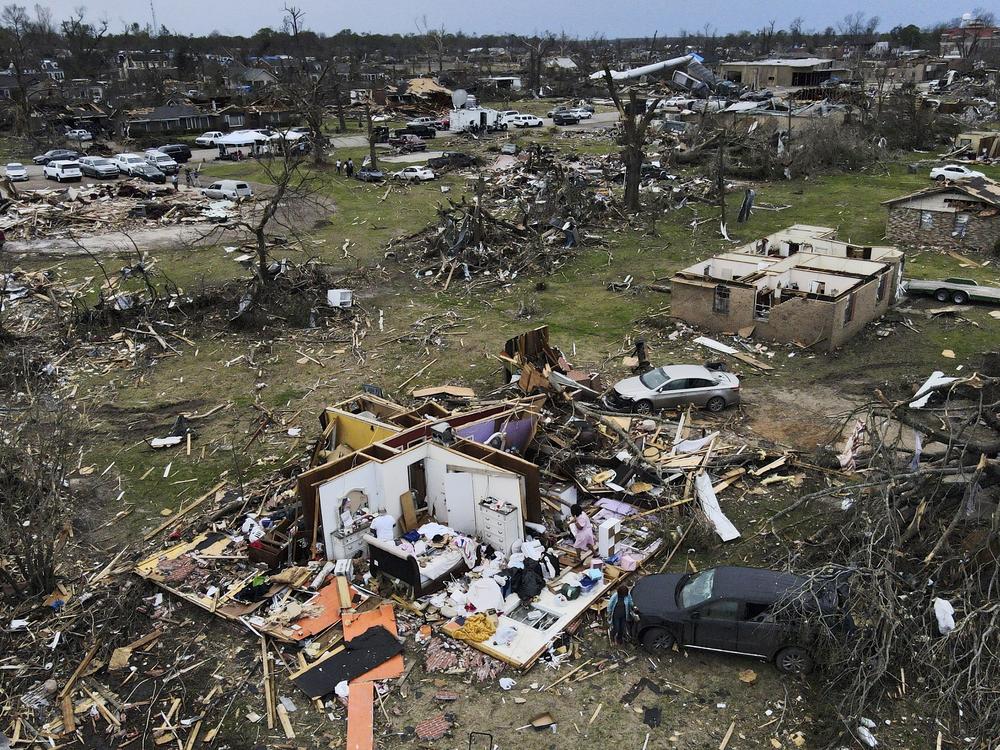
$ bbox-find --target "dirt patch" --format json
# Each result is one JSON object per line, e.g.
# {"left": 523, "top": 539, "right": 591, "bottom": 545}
{"left": 744, "top": 383, "right": 857, "bottom": 451}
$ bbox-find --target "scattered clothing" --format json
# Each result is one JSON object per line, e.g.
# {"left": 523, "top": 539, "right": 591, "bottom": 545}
{"left": 453, "top": 613, "right": 496, "bottom": 643}
{"left": 571, "top": 510, "right": 595, "bottom": 551}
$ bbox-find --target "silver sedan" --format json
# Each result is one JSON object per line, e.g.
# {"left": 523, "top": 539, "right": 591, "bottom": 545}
{"left": 607, "top": 364, "right": 741, "bottom": 414}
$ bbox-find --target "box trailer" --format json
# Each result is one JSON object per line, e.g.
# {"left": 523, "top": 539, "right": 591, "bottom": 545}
{"left": 448, "top": 107, "right": 505, "bottom": 133}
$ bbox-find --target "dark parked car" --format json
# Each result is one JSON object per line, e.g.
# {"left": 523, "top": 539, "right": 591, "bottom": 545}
{"left": 32, "top": 149, "right": 80, "bottom": 165}
{"left": 398, "top": 124, "right": 437, "bottom": 138}
{"left": 632, "top": 566, "right": 850, "bottom": 673}
{"left": 427, "top": 151, "right": 478, "bottom": 170}
{"left": 388, "top": 133, "right": 427, "bottom": 152}
{"left": 552, "top": 111, "right": 581, "bottom": 126}
{"left": 355, "top": 166, "right": 385, "bottom": 182}
{"left": 156, "top": 144, "right": 192, "bottom": 163}
{"left": 130, "top": 162, "right": 166, "bottom": 184}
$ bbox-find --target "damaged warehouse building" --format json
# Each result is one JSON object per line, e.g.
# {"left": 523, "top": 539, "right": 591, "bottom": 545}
{"left": 670, "top": 225, "right": 904, "bottom": 350}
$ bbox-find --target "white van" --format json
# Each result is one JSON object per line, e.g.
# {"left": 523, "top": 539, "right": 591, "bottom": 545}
{"left": 42, "top": 160, "right": 82, "bottom": 182}
{"left": 201, "top": 180, "right": 253, "bottom": 200}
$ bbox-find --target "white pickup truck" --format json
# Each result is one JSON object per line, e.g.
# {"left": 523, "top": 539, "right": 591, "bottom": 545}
{"left": 904, "top": 277, "right": 1000, "bottom": 305}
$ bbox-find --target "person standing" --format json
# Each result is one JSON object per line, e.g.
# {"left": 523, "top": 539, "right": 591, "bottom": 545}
{"left": 335, "top": 159, "right": 342, "bottom": 175}
{"left": 183, "top": 167, "right": 192, "bottom": 187}
{"left": 346, "top": 158, "right": 354, "bottom": 178}
{"left": 170, "top": 173, "right": 178, "bottom": 192}
{"left": 569, "top": 503, "right": 595, "bottom": 552}
{"left": 607, "top": 584, "right": 635, "bottom": 644}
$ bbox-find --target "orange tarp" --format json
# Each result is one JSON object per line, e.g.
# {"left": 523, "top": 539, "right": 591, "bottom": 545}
{"left": 291, "top": 580, "right": 354, "bottom": 640}
{"left": 345, "top": 680, "right": 374, "bottom": 750}
{"left": 342, "top": 604, "right": 404, "bottom": 681}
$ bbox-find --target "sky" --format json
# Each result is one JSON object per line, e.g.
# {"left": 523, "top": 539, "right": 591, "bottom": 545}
{"left": 39, "top": 0, "right": 975, "bottom": 38}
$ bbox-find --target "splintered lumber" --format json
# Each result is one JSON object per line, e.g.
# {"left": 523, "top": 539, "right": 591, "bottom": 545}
{"left": 59, "top": 644, "right": 99, "bottom": 699}
{"left": 143, "top": 481, "right": 226, "bottom": 540}
{"left": 261, "top": 637, "right": 275, "bottom": 730}
{"left": 719, "top": 721, "right": 736, "bottom": 749}
{"left": 542, "top": 659, "right": 592, "bottom": 691}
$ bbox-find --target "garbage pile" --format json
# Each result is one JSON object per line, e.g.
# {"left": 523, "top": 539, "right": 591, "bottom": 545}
{"left": 0, "top": 183, "right": 242, "bottom": 240}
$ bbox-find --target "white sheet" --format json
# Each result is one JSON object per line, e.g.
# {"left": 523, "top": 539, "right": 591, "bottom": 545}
{"left": 695, "top": 472, "right": 740, "bottom": 542}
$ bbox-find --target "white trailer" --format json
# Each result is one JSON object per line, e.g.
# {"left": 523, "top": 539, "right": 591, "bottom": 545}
{"left": 448, "top": 107, "right": 505, "bottom": 133}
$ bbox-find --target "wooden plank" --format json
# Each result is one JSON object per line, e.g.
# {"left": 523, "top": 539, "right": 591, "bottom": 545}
{"left": 750, "top": 456, "right": 787, "bottom": 477}
{"left": 276, "top": 704, "right": 295, "bottom": 740}
{"left": 261, "top": 637, "right": 275, "bottom": 730}
{"left": 59, "top": 644, "right": 99, "bottom": 699}
{"left": 399, "top": 491, "right": 417, "bottom": 532}
{"left": 345, "top": 680, "right": 375, "bottom": 750}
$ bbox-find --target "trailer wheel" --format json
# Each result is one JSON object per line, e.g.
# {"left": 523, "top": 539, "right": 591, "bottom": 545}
{"left": 934, "top": 289, "right": 950, "bottom": 302}
{"left": 951, "top": 290, "right": 969, "bottom": 304}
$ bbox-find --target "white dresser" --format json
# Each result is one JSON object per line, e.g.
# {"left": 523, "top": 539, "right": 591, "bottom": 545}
{"left": 330, "top": 524, "right": 369, "bottom": 560}
{"left": 475, "top": 498, "right": 523, "bottom": 554}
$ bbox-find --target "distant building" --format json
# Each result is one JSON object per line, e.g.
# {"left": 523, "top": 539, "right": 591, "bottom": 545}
{"left": 670, "top": 225, "right": 904, "bottom": 351}
{"left": 477, "top": 75, "right": 522, "bottom": 91}
{"left": 883, "top": 179, "right": 1000, "bottom": 254}
{"left": 940, "top": 16, "right": 1000, "bottom": 57}
{"left": 718, "top": 58, "right": 850, "bottom": 87}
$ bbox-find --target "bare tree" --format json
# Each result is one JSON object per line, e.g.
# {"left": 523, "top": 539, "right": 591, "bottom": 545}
{"left": 0, "top": 405, "right": 75, "bottom": 601}
{"left": 518, "top": 33, "right": 557, "bottom": 94}
{"left": 279, "top": 5, "right": 336, "bottom": 164}
{"left": 0, "top": 4, "right": 36, "bottom": 135}
{"left": 601, "top": 67, "right": 662, "bottom": 212}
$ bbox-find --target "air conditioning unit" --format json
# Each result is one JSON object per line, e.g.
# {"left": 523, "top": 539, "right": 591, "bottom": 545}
{"left": 327, "top": 289, "right": 353, "bottom": 308}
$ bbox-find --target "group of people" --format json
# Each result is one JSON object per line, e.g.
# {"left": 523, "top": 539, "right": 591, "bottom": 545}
{"left": 334, "top": 158, "right": 355, "bottom": 177}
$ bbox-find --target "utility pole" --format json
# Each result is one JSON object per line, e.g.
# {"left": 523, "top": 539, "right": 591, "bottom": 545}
{"left": 149, "top": 0, "right": 158, "bottom": 34}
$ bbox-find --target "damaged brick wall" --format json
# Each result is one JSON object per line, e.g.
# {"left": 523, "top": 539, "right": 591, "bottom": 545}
{"left": 670, "top": 280, "right": 757, "bottom": 332}
{"left": 886, "top": 206, "right": 1000, "bottom": 255}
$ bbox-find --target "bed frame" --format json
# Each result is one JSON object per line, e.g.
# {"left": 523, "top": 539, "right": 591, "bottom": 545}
{"left": 364, "top": 534, "right": 468, "bottom": 597}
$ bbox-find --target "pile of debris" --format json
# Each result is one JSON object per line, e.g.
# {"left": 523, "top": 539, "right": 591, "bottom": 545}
{"left": 0, "top": 183, "right": 242, "bottom": 241}
{"left": 394, "top": 148, "right": 616, "bottom": 287}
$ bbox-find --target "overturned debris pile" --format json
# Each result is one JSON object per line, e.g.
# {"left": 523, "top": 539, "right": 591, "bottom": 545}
{"left": 0, "top": 183, "right": 242, "bottom": 240}
{"left": 764, "top": 366, "right": 1000, "bottom": 746}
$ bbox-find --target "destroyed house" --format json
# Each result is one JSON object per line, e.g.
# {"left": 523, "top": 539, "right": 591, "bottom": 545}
{"left": 670, "top": 226, "right": 903, "bottom": 351}
{"left": 718, "top": 58, "right": 849, "bottom": 88}
{"left": 298, "top": 394, "right": 544, "bottom": 566}
{"left": 882, "top": 179, "right": 1000, "bottom": 254}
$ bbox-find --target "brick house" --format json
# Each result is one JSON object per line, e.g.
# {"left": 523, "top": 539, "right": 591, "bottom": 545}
{"left": 882, "top": 179, "right": 1000, "bottom": 255}
{"left": 670, "top": 225, "right": 904, "bottom": 352}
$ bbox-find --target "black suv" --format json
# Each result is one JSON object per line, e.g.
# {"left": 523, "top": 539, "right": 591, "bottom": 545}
{"left": 156, "top": 144, "right": 192, "bottom": 163}
{"left": 428, "top": 151, "right": 478, "bottom": 170}
{"left": 552, "top": 111, "right": 581, "bottom": 126}
{"left": 632, "top": 566, "right": 849, "bottom": 673}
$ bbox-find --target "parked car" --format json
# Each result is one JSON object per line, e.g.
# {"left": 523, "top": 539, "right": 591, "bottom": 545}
{"left": 371, "top": 113, "right": 391, "bottom": 123}
{"left": 130, "top": 162, "right": 166, "bottom": 184}
{"left": 500, "top": 143, "right": 519, "bottom": 156}
{"left": 552, "top": 111, "right": 581, "bottom": 126}
{"left": 42, "top": 160, "right": 82, "bottom": 182}
{"left": 607, "top": 364, "right": 740, "bottom": 414}
{"left": 631, "top": 566, "right": 851, "bottom": 673}
{"left": 145, "top": 150, "right": 179, "bottom": 175}
{"left": 547, "top": 105, "right": 571, "bottom": 117}
{"left": 406, "top": 116, "right": 437, "bottom": 128}
{"left": 355, "top": 166, "right": 385, "bottom": 182}
{"left": 201, "top": 180, "right": 253, "bottom": 199}
{"left": 195, "top": 131, "right": 224, "bottom": 147}
{"left": 904, "top": 277, "right": 1000, "bottom": 305}
{"left": 156, "top": 144, "right": 192, "bottom": 163}
{"left": 388, "top": 133, "right": 427, "bottom": 152}
{"left": 427, "top": 151, "right": 478, "bottom": 170}
{"left": 3, "top": 162, "right": 28, "bottom": 181}
{"left": 930, "top": 164, "right": 985, "bottom": 182}
{"left": 399, "top": 124, "right": 437, "bottom": 138}
{"left": 432, "top": 117, "right": 450, "bottom": 130}
{"left": 78, "top": 156, "right": 120, "bottom": 178}
{"left": 568, "top": 107, "right": 593, "bottom": 119}
{"left": 510, "top": 114, "right": 544, "bottom": 128}
{"left": 393, "top": 166, "right": 436, "bottom": 182}
{"left": 114, "top": 153, "right": 147, "bottom": 176}
{"left": 66, "top": 128, "right": 93, "bottom": 141}
{"left": 32, "top": 149, "right": 80, "bottom": 165}
{"left": 498, "top": 110, "right": 519, "bottom": 122}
